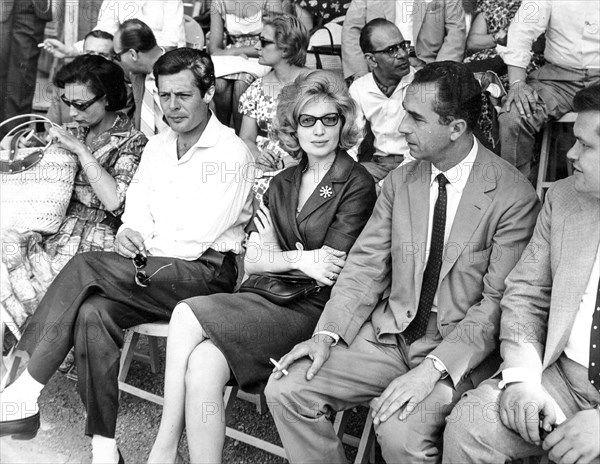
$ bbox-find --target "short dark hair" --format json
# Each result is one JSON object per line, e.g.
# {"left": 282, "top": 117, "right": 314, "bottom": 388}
{"left": 410, "top": 61, "right": 482, "bottom": 131}
{"left": 573, "top": 84, "right": 600, "bottom": 113}
{"left": 117, "top": 19, "right": 157, "bottom": 53}
{"left": 153, "top": 48, "right": 215, "bottom": 97}
{"left": 264, "top": 15, "right": 309, "bottom": 67}
{"left": 84, "top": 29, "right": 113, "bottom": 42}
{"left": 359, "top": 18, "right": 395, "bottom": 53}
{"left": 54, "top": 54, "right": 127, "bottom": 111}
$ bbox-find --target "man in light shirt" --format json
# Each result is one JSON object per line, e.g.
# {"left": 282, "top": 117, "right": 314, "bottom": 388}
{"left": 341, "top": 0, "right": 466, "bottom": 83}
{"left": 498, "top": 0, "right": 600, "bottom": 177}
{"left": 348, "top": 19, "right": 415, "bottom": 183}
{"left": 113, "top": 19, "right": 168, "bottom": 136}
{"left": 0, "top": 49, "right": 254, "bottom": 464}
{"left": 265, "top": 62, "right": 539, "bottom": 464}
{"left": 444, "top": 84, "right": 600, "bottom": 464}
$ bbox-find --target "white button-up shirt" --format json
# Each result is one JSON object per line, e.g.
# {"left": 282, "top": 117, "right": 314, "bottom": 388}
{"left": 119, "top": 114, "right": 255, "bottom": 260}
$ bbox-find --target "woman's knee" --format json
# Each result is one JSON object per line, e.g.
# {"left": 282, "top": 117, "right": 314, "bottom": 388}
{"left": 184, "top": 342, "right": 230, "bottom": 389}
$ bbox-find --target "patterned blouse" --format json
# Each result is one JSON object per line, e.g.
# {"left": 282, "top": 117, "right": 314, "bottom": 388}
{"left": 295, "top": 0, "right": 351, "bottom": 24}
{"left": 70, "top": 113, "right": 146, "bottom": 216}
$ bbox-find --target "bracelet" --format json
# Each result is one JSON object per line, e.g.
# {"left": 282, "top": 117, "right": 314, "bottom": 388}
{"left": 510, "top": 79, "right": 524, "bottom": 87}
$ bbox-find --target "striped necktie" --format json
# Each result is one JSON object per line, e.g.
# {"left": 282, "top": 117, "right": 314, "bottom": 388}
{"left": 140, "top": 75, "right": 166, "bottom": 137}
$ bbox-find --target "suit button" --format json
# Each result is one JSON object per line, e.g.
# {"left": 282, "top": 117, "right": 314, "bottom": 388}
{"left": 407, "top": 311, "right": 413, "bottom": 318}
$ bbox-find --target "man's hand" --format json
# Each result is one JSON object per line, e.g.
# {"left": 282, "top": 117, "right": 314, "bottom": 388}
{"left": 503, "top": 81, "right": 540, "bottom": 119}
{"left": 114, "top": 228, "right": 146, "bottom": 258}
{"left": 370, "top": 358, "right": 441, "bottom": 425}
{"left": 271, "top": 335, "right": 335, "bottom": 381}
{"left": 543, "top": 409, "right": 600, "bottom": 464}
{"left": 499, "top": 382, "right": 556, "bottom": 446}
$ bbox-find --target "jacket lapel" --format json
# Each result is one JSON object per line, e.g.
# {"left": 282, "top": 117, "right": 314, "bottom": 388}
{"left": 438, "top": 149, "right": 494, "bottom": 282}
{"left": 295, "top": 152, "right": 353, "bottom": 224}
{"left": 544, "top": 195, "right": 600, "bottom": 365}
{"left": 412, "top": 0, "right": 427, "bottom": 41}
{"left": 407, "top": 161, "right": 432, "bottom": 299}
{"left": 282, "top": 161, "right": 305, "bottom": 244}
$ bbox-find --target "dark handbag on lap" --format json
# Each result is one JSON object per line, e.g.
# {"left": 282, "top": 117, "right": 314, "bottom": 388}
{"left": 239, "top": 272, "right": 321, "bottom": 305}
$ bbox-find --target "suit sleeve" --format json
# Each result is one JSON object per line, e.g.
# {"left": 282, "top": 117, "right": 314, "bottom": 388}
{"left": 434, "top": 0, "right": 467, "bottom": 62}
{"left": 430, "top": 184, "right": 541, "bottom": 387}
{"left": 315, "top": 170, "right": 395, "bottom": 344}
{"left": 497, "top": 186, "right": 555, "bottom": 381}
{"left": 341, "top": 0, "right": 369, "bottom": 80}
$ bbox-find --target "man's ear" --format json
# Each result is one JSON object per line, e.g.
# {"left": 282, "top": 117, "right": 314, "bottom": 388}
{"left": 203, "top": 85, "right": 216, "bottom": 104}
{"left": 449, "top": 118, "right": 468, "bottom": 142}
{"left": 365, "top": 53, "right": 378, "bottom": 70}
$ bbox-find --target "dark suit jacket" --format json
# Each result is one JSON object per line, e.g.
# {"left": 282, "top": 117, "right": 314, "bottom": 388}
{"left": 315, "top": 142, "right": 540, "bottom": 388}
{"left": 499, "top": 177, "right": 600, "bottom": 378}
{"left": 1, "top": 0, "right": 52, "bottom": 22}
{"left": 341, "top": 0, "right": 466, "bottom": 79}
{"left": 263, "top": 151, "right": 377, "bottom": 255}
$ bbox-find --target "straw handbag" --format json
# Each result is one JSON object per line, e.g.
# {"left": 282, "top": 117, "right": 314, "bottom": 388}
{"left": 0, "top": 115, "right": 78, "bottom": 234}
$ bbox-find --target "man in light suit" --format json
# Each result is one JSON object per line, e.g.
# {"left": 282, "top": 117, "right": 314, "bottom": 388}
{"left": 265, "top": 62, "right": 540, "bottom": 464}
{"left": 341, "top": 0, "right": 466, "bottom": 82}
{"left": 444, "top": 84, "right": 600, "bottom": 464}
{"left": 0, "top": 0, "right": 53, "bottom": 138}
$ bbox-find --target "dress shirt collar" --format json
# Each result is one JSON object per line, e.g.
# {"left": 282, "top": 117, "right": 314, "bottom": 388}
{"left": 163, "top": 111, "right": 222, "bottom": 154}
{"left": 368, "top": 68, "right": 415, "bottom": 97}
{"left": 430, "top": 136, "right": 478, "bottom": 193}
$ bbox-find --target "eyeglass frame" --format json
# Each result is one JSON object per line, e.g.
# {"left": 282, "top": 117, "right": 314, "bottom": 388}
{"left": 368, "top": 40, "right": 411, "bottom": 58}
{"left": 112, "top": 48, "right": 136, "bottom": 62}
{"left": 132, "top": 253, "right": 150, "bottom": 287}
{"left": 298, "top": 113, "right": 342, "bottom": 128}
{"left": 60, "top": 93, "right": 105, "bottom": 112}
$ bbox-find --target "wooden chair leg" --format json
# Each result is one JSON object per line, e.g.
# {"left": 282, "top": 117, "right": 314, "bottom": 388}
{"left": 147, "top": 336, "right": 160, "bottom": 374}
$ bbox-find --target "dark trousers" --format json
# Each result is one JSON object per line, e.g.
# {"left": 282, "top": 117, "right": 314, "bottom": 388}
{"left": 15, "top": 249, "right": 237, "bottom": 438}
{"left": 0, "top": 1, "right": 47, "bottom": 138}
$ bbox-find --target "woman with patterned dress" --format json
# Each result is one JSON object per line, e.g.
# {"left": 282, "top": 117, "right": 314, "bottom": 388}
{"left": 148, "top": 70, "right": 377, "bottom": 464}
{"left": 288, "top": 0, "right": 351, "bottom": 31}
{"left": 464, "top": 0, "right": 545, "bottom": 152}
{"left": 238, "top": 15, "right": 310, "bottom": 202}
{"left": 208, "top": 0, "right": 285, "bottom": 133}
{"left": 1, "top": 55, "right": 146, "bottom": 353}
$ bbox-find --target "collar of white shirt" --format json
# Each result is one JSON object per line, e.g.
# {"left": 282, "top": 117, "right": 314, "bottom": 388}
{"left": 162, "top": 110, "right": 223, "bottom": 155}
{"left": 430, "top": 136, "right": 478, "bottom": 193}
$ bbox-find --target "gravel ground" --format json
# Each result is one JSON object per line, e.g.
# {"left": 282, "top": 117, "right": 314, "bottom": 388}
{"left": 1, "top": 337, "right": 381, "bottom": 464}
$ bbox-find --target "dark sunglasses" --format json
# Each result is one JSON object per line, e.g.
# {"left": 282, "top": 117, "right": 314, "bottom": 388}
{"left": 298, "top": 113, "right": 341, "bottom": 128}
{"left": 60, "top": 93, "right": 104, "bottom": 112}
{"left": 113, "top": 48, "right": 135, "bottom": 62}
{"left": 259, "top": 37, "right": 276, "bottom": 48}
{"left": 369, "top": 40, "right": 411, "bottom": 58}
{"left": 131, "top": 254, "right": 172, "bottom": 287}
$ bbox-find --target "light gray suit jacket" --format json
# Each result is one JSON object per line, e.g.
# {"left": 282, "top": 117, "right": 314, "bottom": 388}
{"left": 316, "top": 142, "right": 540, "bottom": 388}
{"left": 341, "top": 0, "right": 466, "bottom": 79}
{"left": 499, "top": 177, "right": 600, "bottom": 378}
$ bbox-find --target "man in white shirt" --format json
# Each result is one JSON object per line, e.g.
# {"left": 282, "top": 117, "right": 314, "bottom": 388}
{"left": 348, "top": 19, "right": 415, "bottom": 183}
{"left": 444, "top": 84, "right": 600, "bottom": 464}
{"left": 265, "top": 62, "right": 540, "bottom": 464}
{"left": 498, "top": 0, "right": 600, "bottom": 177}
{"left": 113, "top": 18, "right": 169, "bottom": 137}
{"left": 0, "top": 49, "right": 254, "bottom": 464}
{"left": 341, "top": 0, "right": 466, "bottom": 83}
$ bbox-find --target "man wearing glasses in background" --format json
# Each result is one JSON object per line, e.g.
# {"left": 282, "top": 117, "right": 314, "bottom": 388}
{"left": 0, "top": 49, "right": 254, "bottom": 464}
{"left": 348, "top": 19, "right": 415, "bottom": 184}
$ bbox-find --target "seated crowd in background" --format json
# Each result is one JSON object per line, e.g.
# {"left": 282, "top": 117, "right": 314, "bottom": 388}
{"left": 1, "top": 0, "right": 599, "bottom": 463}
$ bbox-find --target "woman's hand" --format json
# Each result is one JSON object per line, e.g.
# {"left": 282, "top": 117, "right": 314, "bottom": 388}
{"left": 254, "top": 205, "right": 281, "bottom": 250}
{"left": 256, "top": 147, "right": 282, "bottom": 171}
{"left": 48, "top": 126, "right": 86, "bottom": 156}
{"left": 299, "top": 246, "right": 347, "bottom": 286}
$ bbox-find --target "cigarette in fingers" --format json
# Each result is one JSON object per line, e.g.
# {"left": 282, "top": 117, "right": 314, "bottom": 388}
{"left": 38, "top": 43, "right": 46, "bottom": 48}
{"left": 269, "top": 358, "right": 288, "bottom": 376}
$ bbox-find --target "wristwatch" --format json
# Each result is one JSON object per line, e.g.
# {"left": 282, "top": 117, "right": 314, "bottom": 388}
{"left": 426, "top": 355, "right": 449, "bottom": 379}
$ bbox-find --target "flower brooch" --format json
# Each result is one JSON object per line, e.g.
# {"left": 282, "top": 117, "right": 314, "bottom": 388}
{"left": 319, "top": 185, "right": 333, "bottom": 199}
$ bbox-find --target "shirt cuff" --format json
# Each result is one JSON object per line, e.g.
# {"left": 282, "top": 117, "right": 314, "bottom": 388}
{"left": 425, "top": 355, "right": 449, "bottom": 379}
{"left": 498, "top": 368, "right": 542, "bottom": 389}
{"left": 313, "top": 330, "right": 340, "bottom": 347}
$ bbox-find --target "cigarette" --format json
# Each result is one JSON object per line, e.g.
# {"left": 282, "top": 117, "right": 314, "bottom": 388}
{"left": 269, "top": 358, "right": 288, "bottom": 376}
{"left": 38, "top": 43, "right": 45, "bottom": 48}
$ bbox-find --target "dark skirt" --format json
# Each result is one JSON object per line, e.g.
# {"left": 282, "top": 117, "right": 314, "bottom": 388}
{"left": 184, "top": 287, "right": 330, "bottom": 393}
